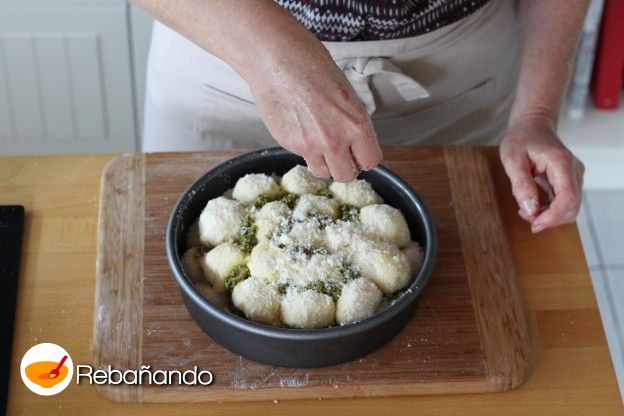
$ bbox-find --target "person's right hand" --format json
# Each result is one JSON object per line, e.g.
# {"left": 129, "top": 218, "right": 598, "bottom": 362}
{"left": 243, "top": 36, "right": 382, "bottom": 182}
{"left": 133, "top": 0, "right": 380, "bottom": 181}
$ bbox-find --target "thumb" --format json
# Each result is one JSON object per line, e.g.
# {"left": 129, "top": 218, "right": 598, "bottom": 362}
{"left": 502, "top": 153, "right": 540, "bottom": 219}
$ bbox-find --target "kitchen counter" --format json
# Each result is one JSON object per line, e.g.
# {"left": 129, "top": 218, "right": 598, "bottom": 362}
{"left": 1, "top": 149, "right": 622, "bottom": 415}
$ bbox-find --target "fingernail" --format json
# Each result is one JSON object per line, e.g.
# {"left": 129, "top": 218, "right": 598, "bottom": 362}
{"left": 522, "top": 198, "right": 538, "bottom": 216}
{"left": 532, "top": 223, "right": 544, "bottom": 233}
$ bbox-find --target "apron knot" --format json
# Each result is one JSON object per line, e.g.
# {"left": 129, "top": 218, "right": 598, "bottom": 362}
{"left": 336, "top": 56, "right": 429, "bottom": 114}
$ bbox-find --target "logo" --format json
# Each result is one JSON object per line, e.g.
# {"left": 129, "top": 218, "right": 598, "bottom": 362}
{"left": 20, "top": 343, "right": 73, "bottom": 396}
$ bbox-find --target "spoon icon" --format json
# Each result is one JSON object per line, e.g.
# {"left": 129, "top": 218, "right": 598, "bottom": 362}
{"left": 38, "top": 355, "right": 68, "bottom": 380}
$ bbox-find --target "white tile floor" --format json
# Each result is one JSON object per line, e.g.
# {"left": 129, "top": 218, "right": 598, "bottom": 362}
{"left": 577, "top": 192, "right": 624, "bottom": 403}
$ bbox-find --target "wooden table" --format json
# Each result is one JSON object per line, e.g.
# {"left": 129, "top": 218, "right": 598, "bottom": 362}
{"left": 2, "top": 149, "right": 622, "bottom": 415}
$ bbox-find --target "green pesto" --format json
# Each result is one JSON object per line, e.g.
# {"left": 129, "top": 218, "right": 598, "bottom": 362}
{"left": 338, "top": 204, "right": 359, "bottom": 222}
{"left": 295, "top": 244, "right": 329, "bottom": 257}
{"left": 249, "top": 193, "right": 272, "bottom": 208}
{"left": 306, "top": 212, "right": 333, "bottom": 229}
{"left": 278, "top": 191, "right": 300, "bottom": 209}
{"left": 224, "top": 264, "right": 251, "bottom": 292}
{"left": 304, "top": 280, "right": 342, "bottom": 302}
{"left": 268, "top": 218, "right": 294, "bottom": 241}
{"left": 339, "top": 262, "right": 360, "bottom": 280}
{"left": 238, "top": 213, "right": 258, "bottom": 252}
{"left": 315, "top": 188, "right": 333, "bottom": 198}
{"left": 277, "top": 283, "right": 289, "bottom": 295}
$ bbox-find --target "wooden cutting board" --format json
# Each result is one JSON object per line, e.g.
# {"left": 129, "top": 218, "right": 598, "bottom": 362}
{"left": 93, "top": 146, "right": 530, "bottom": 403}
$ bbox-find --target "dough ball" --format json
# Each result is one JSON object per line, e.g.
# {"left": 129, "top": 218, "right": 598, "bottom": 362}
{"left": 281, "top": 165, "right": 328, "bottom": 195}
{"left": 336, "top": 278, "right": 382, "bottom": 325}
{"left": 280, "top": 289, "right": 336, "bottom": 328}
{"left": 201, "top": 242, "right": 247, "bottom": 293}
{"left": 254, "top": 201, "right": 291, "bottom": 241}
{"left": 232, "top": 173, "right": 280, "bottom": 204}
{"left": 247, "top": 241, "right": 282, "bottom": 282}
{"left": 273, "top": 218, "right": 326, "bottom": 247}
{"left": 180, "top": 247, "right": 205, "bottom": 283}
{"left": 232, "top": 278, "right": 281, "bottom": 325}
{"left": 276, "top": 252, "right": 345, "bottom": 288}
{"left": 402, "top": 240, "right": 423, "bottom": 273}
{"left": 198, "top": 197, "right": 245, "bottom": 246}
{"left": 194, "top": 281, "right": 229, "bottom": 309}
{"left": 329, "top": 179, "right": 382, "bottom": 208}
{"left": 292, "top": 194, "right": 339, "bottom": 221}
{"left": 359, "top": 204, "right": 411, "bottom": 248}
{"left": 185, "top": 220, "right": 202, "bottom": 248}
{"left": 324, "top": 221, "right": 365, "bottom": 251}
{"left": 351, "top": 240, "right": 411, "bottom": 294}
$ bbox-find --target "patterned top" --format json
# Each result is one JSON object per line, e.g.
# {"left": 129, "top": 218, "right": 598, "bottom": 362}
{"left": 275, "top": 0, "right": 492, "bottom": 41}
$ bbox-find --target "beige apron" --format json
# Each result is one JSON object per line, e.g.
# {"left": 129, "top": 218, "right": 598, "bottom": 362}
{"left": 142, "top": 0, "right": 519, "bottom": 152}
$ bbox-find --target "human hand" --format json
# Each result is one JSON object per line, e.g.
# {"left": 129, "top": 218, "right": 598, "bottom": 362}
{"left": 244, "top": 38, "right": 382, "bottom": 182}
{"left": 500, "top": 113, "right": 584, "bottom": 233}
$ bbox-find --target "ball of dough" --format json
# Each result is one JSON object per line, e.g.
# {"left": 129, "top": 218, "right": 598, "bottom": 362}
{"left": 273, "top": 218, "right": 326, "bottom": 247}
{"left": 180, "top": 247, "right": 205, "bottom": 283}
{"left": 198, "top": 197, "right": 245, "bottom": 246}
{"left": 201, "top": 242, "right": 247, "bottom": 292}
{"left": 254, "top": 201, "right": 291, "bottom": 241}
{"left": 194, "top": 281, "right": 229, "bottom": 309}
{"left": 232, "top": 173, "right": 280, "bottom": 204}
{"left": 336, "top": 278, "right": 382, "bottom": 325}
{"left": 247, "top": 241, "right": 282, "bottom": 282}
{"left": 329, "top": 179, "right": 382, "bottom": 208}
{"left": 280, "top": 289, "right": 336, "bottom": 328}
{"left": 351, "top": 240, "right": 411, "bottom": 294}
{"left": 232, "top": 278, "right": 281, "bottom": 325}
{"left": 278, "top": 252, "right": 345, "bottom": 288}
{"left": 359, "top": 204, "right": 411, "bottom": 248}
{"left": 402, "top": 240, "right": 423, "bottom": 273}
{"left": 292, "top": 194, "right": 339, "bottom": 221}
{"left": 185, "top": 220, "right": 202, "bottom": 248}
{"left": 280, "top": 165, "right": 327, "bottom": 195}
{"left": 324, "top": 221, "right": 365, "bottom": 251}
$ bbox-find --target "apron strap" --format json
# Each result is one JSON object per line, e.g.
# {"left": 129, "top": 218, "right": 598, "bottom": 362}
{"left": 336, "top": 57, "right": 430, "bottom": 114}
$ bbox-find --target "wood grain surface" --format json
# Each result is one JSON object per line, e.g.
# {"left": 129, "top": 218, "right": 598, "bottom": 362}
{"left": 92, "top": 147, "right": 529, "bottom": 402}
{"left": 93, "top": 154, "right": 145, "bottom": 402}
{"left": 2, "top": 149, "right": 621, "bottom": 416}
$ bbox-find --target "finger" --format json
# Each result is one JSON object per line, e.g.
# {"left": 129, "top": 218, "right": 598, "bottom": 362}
{"left": 535, "top": 174, "right": 555, "bottom": 202}
{"left": 517, "top": 209, "right": 534, "bottom": 222}
{"left": 304, "top": 154, "right": 331, "bottom": 179}
{"left": 502, "top": 153, "right": 540, "bottom": 218}
{"left": 350, "top": 126, "right": 382, "bottom": 171}
{"left": 324, "top": 146, "right": 359, "bottom": 182}
{"left": 530, "top": 192, "right": 580, "bottom": 233}
{"left": 531, "top": 158, "right": 581, "bottom": 233}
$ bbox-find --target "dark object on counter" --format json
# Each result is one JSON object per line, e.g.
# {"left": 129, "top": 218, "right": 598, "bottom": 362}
{"left": 0, "top": 205, "right": 24, "bottom": 412}
{"left": 166, "top": 148, "right": 436, "bottom": 368}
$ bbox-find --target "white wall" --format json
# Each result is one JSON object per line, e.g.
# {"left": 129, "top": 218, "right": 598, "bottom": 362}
{"left": 128, "top": 2, "right": 152, "bottom": 142}
{"left": 0, "top": 0, "right": 152, "bottom": 155}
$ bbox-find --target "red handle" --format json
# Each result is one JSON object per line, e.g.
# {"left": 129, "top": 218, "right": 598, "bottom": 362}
{"left": 54, "top": 355, "right": 68, "bottom": 371}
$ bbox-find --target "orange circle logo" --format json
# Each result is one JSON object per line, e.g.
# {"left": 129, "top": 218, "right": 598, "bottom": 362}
{"left": 20, "top": 343, "right": 73, "bottom": 396}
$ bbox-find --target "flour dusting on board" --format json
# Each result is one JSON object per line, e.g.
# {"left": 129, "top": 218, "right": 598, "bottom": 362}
{"left": 229, "top": 356, "right": 317, "bottom": 390}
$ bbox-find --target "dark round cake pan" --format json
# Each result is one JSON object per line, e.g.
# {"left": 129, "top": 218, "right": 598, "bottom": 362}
{"left": 166, "top": 147, "right": 437, "bottom": 368}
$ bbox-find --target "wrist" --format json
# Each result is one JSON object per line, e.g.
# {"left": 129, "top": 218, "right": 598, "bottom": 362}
{"left": 507, "top": 107, "right": 558, "bottom": 132}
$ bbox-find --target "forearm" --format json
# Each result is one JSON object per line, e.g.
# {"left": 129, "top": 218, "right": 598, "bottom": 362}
{"left": 132, "top": 0, "right": 324, "bottom": 80}
{"left": 510, "top": 0, "right": 589, "bottom": 125}
{"left": 133, "top": 0, "right": 381, "bottom": 179}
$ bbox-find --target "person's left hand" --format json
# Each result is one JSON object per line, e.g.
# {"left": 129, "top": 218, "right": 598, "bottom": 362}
{"left": 500, "top": 113, "right": 584, "bottom": 233}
